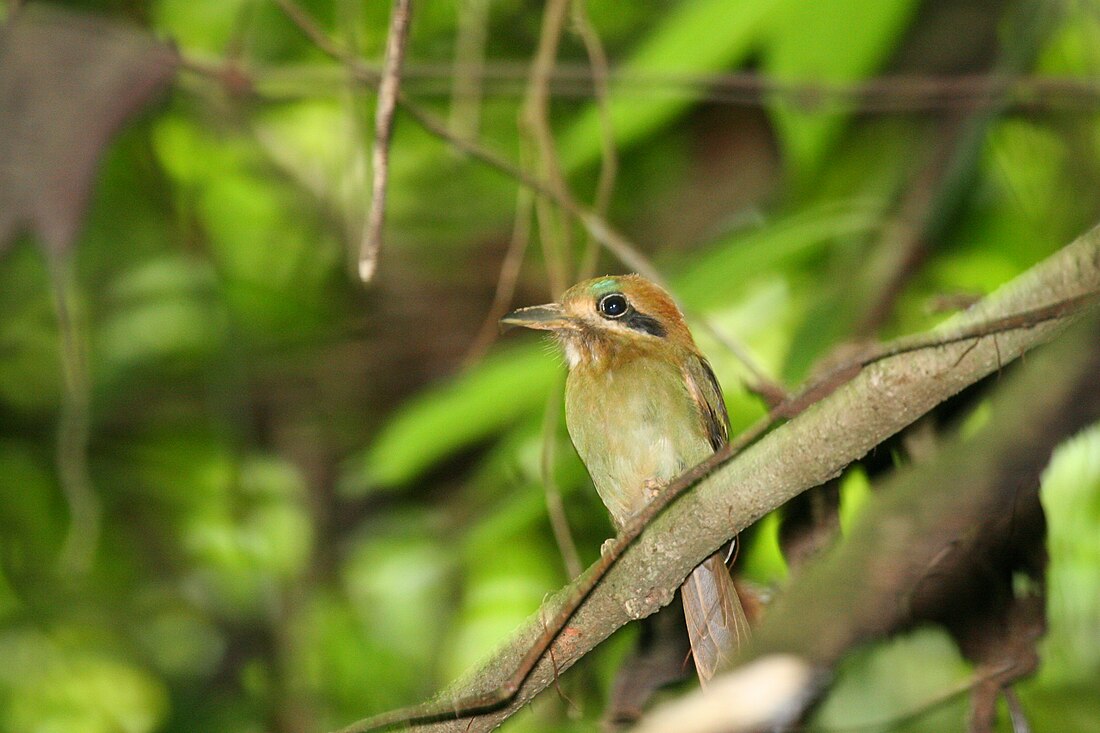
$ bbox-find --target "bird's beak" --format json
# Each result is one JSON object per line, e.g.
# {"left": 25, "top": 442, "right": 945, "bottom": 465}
{"left": 500, "top": 303, "right": 573, "bottom": 332}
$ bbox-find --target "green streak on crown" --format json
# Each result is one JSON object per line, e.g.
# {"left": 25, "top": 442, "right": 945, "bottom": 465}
{"left": 590, "top": 277, "right": 620, "bottom": 294}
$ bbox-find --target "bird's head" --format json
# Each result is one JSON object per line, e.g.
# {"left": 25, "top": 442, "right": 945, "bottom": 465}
{"left": 501, "top": 274, "right": 697, "bottom": 370}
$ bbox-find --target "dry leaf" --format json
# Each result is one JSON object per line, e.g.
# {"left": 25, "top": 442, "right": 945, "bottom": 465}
{"left": 0, "top": 6, "right": 179, "bottom": 255}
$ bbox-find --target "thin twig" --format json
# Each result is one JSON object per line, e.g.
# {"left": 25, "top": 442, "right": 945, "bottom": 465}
{"left": 359, "top": 0, "right": 412, "bottom": 282}
{"left": 521, "top": 0, "right": 573, "bottom": 296}
{"left": 230, "top": 59, "right": 1100, "bottom": 112}
{"left": 853, "top": 28, "right": 1032, "bottom": 339}
{"left": 540, "top": 609, "right": 577, "bottom": 713}
{"left": 339, "top": 0, "right": 371, "bottom": 276}
{"left": 570, "top": 0, "right": 618, "bottom": 280}
{"left": 541, "top": 380, "right": 583, "bottom": 579}
{"left": 272, "top": 0, "right": 361, "bottom": 70}
{"left": 333, "top": 290, "right": 1098, "bottom": 733}
{"left": 448, "top": 0, "right": 488, "bottom": 142}
{"left": 463, "top": 184, "right": 535, "bottom": 365}
{"left": 49, "top": 255, "right": 99, "bottom": 576}
{"left": 773, "top": 293, "right": 1100, "bottom": 419}
{"left": 814, "top": 662, "right": 1016, "bottom": 733}
{"left": 696, "top": 317, "right": 789, "bottom": 406}
{"left": 395, "top": 78, "right": 680, "bottom": 315}
{"left": 534, "top": 186, "right": 570, "bottom": 295}
{"left": 1003, "top": 686, "right": 1031, "bottom": 733}
{"left": 268, "top": 0, "right": 661, "bottom": 286}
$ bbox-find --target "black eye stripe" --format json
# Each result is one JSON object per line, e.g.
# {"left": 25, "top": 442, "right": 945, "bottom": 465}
{"left": 625, "top": 311, "right": 667, "bottom": 338}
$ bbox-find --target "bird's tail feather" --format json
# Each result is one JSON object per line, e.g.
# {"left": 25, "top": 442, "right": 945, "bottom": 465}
{"left": 681, "top": 551, "right": 751, "bottom": 684}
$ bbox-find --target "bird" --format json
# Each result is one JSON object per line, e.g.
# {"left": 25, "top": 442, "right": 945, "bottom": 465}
{"left": 502, "top": 273, "right": 750, "bottom": 685}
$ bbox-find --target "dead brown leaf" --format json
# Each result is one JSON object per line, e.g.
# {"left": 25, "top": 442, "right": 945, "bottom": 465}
{"left": 0, "top": 6, "right": 178, "bottom": 255}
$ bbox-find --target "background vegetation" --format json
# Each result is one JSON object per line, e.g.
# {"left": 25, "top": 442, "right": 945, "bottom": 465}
{"left": 1, "top": 0, "right": 1099, "bottom": 731}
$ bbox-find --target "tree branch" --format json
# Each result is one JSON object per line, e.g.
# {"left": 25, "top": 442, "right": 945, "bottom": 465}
{"left": 634, "top": 288, "right": 1100, "bottom": 733}
{"left": 334, "top": 226, "right": 1100, "bottom": 733}
{"left": 239, "top": 61, "right": 1100, "bottom": 113}
{"left": 357, "top": 0, "right": 411, "bottom": 282}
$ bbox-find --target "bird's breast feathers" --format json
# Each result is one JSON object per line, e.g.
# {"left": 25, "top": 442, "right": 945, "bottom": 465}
{"left": 565, "top": 355, "right": 714, "bottom": 526}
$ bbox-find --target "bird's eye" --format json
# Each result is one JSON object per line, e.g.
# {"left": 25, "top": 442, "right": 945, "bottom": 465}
{"left": 598, "top": 293, "right": 628, "bottom": 319}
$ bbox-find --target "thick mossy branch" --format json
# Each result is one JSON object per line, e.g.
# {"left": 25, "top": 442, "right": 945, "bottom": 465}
{"left": 636, "top": 300, "right": 1100, "bottom": 733}
{"left": 359, "top": 227, "right": 1100, "bottom": 733}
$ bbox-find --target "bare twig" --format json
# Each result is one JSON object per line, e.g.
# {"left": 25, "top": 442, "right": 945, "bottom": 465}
{"left": 1003, "top": 687, "right": 1031, "bottom": 733}
{"left": 463, "top": 184, "right": 535, "bottom": 365}
{"left": 772, "top": 293, "right": 1099, "bottom": 420}
{"left": 570, "top": 0, "right": 618, "bottom": 280}
{"left": 853, "top": 16, "right": 1042, "bottom": 340}
{"left": 541, "top": 380, "right": 583, "bottom": 579}
{"left": 358, "top": 0, "right": 412, "bottom": 282}
{"left": 395, "top": 92, "right": 661, "bottom": 281}
{"left": 49, "top": 255, "right": 99, "bottom": 576}
{"left": 268, "top": 0, "right": 661, "bottom": 284}
{"left": 272, "top": 0, "right": 360, "bottom": 71}
{"left": 521, "top": 0, "right": 573, "bottom": 296}
{"left": 338, "top": 0, "right": 371, "bottom": 279}
{"left": 208, "top": 7, "right": 829, "bottom": 391}
{"left": 448, "top": 0, "right": 488, "bottom": 141}
{"left": 696, "top": 318, "right": 789, "bottom": 406}
{"left": 387, "top": 96, "right": 629, "bottom": 280}
{"left": 534, "top": 192, "right": 570, "bottom": 295}
{"left": 231, "top": 60, "right": 1100, "bottom": 112}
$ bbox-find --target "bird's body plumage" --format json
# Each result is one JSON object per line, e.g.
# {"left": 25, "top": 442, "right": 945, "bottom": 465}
{"left": 566, "top": 353, "right": 711, "bottom": 524}
{"left": 503, "top": 274, "right": 749, "bottom": 684}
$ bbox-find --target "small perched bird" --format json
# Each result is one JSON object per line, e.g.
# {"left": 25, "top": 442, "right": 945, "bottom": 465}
{"left": 502, "top": 274, "right": 749, "bottom": 684}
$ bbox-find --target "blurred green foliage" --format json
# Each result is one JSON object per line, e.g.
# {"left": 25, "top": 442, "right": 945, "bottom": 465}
{"left": 2, "top": 1, "right": 1100, "bottom": 732}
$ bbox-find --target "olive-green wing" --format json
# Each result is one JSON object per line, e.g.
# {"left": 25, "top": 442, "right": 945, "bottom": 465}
{"left": 681, "top": 354, "right": 730, "bottom": 451}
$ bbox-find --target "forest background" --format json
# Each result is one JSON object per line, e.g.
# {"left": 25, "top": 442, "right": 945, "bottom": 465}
{"left": 1, "top": 1, "right": 1100, "bottom": 732}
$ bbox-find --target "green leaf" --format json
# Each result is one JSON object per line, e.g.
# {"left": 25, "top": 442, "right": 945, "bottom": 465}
{"left": 812, "top": 628, "right": 971, "bottom": 732}
{"left": 1037, "top": 422, "right": 1100, "bottom": 685}
{"left": 135, "top": 605, "right": 225, "bottom": 678}
{"left": 0, "top": 443, "right": 63, "bottom": 577}
{"left": 442, "top": 531, "right": 557, "bottom": 682}
{"left": 94, "top": 256, "right": 227, "bottom": 386}
{"left": 179, "top": 455, "right": 312, "bottom": 618}
{"left": 0, "top": 246, "right": 60, "bottom": 412}
{"left": 762, "top": 0, "right": 920, "bottom": 175}
{"left": 677, "top": 198, "right": 888, "bottom": 309}
{"left": 838, "top": 466, "right": 872, "bottom": 534}
{"left": 342, "top": 513, "right": 453, "bottom": 675}
{"left": 343, "top": 344, "right": 560, "bottom": 492}
{"left": 0, "top": 630, "right": 168, "bottom": 733}
{"left": 152, "top": 0, "right": 252, "bottom": 56}
{"left": 558, "top": 0, "right": 779, "bottom": 172}
{"left": 153, "top": 115, "right": 343, "bottom": 338}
